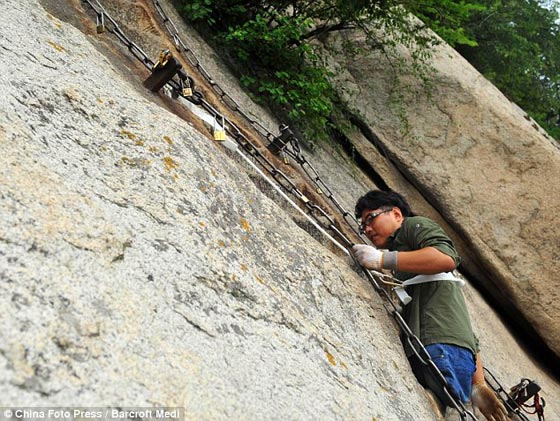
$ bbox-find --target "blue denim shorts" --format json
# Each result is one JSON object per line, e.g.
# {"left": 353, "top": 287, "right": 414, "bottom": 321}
{"left": 425, "top": 343, "right": 476, "bottom": 403}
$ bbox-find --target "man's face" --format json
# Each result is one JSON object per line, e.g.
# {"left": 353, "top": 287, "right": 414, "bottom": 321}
{"left": 359, "top": 207, "right": 403, "bottom": 248}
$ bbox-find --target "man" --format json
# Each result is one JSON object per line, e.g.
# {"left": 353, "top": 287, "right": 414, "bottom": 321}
{"left": 352, "top": 190, "right": 507, "bottom": 420}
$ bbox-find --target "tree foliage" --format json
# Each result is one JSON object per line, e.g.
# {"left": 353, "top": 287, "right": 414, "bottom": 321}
{"left": 404, "top": 0, "right": 487, "bottom": 46}
{"left": 179, "top": 0, "right": 560, "bottom": 141}
{"left": 454, "top": 0, "right": 560, "bottom": 139}
{"left": 179, "top": 0, "right": 485, "bottom": 140}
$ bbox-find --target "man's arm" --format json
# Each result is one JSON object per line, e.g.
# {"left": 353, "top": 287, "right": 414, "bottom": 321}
{"left": 352, "top": 245, "right": 456, "bottom": 273}
{"left": 471, "top": 353, "right": 508, "bottom": 421}
{"left": 393, "top": 247, "right": 456, "bottom": 274}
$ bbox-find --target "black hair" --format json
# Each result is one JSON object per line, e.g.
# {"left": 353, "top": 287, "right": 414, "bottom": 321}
{"left": 355, "top": 190, "right": 412, "bottom": 218}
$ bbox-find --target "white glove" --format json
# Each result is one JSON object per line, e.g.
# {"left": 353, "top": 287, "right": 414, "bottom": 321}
{"left": 471, "top": 382, "right": 508, "bottom": 421}
{"left": 352, "top": 244, "right": 383, "bottom": 270}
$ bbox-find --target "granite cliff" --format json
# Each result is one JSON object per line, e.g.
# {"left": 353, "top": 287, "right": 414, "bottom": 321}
{"left": 0, "top": 0, "right": 558, "bottom": 419}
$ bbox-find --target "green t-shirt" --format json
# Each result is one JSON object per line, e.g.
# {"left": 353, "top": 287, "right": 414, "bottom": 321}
{"left": 386, "top": 216, "right": 478, "bottom": 356}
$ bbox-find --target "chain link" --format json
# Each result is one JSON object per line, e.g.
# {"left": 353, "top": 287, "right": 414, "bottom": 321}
{"left": 80, "top": 1, "right": 485, "bottom": 418}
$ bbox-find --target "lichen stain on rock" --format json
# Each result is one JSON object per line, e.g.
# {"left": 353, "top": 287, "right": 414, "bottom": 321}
{"left": 253, "top": 274, "right": 265, "bottom": 285}
{"left": 120, "top": 130, "right": 137, "bottom": 140}
{"left": 199, "top": 182, "right": 216, "bottom": 193}
{"left": 325, "top": 351, "right": 337, "bottom": 366}
{"left": 217, "top": 240, "right": 226, "bottom": 247}
{"left": 240, "top": 218, "right": 251, "bottom": 233}
{"left": 163, "top": 135, "right": 173, "bottom": 145}
{"left": 240, "top": 264, "right": 248, "bottom": 273}
{"left": 46, "top": 13, "right": 63, "bottom": 30}
{"left": 47, "top": 40, "right": 66, "bottom": 53}
{"left": 163, "top": 156, "right": 178, "bottom": 172}
{"left": 120, "top": 156, "right": 135, "bottom": 167}
{"left": 120, "top": 157, "right": 151, "bottom": 168}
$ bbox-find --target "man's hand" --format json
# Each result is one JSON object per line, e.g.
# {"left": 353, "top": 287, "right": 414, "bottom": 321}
{"left": 471, "top": 382, "right": 509, "bottom": 421}
{"left": 352, "top": 244, "right": 383, "bottom": 270}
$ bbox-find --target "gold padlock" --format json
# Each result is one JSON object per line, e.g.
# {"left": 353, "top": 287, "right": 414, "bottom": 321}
{"left": 159, "top": 49, "right": 171, "bottom": 67}
{"left": 179, "top": 75, "right": 193, "bottom": 97}
{"left": 153, "top": 49, "right": 171, "bottom": 71}
{"left": 213, "top": 116, "right": 226, "bottom": 141}
{"left": 214, "top": 130, "right": 227, "bottom": 141}
{"left": 96, "top": 14, "right": 105, "bottom": 33}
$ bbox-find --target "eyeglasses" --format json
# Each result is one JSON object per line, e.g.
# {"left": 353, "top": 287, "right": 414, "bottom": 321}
{"left": 359, "top": 209, "right": 391, "bottom": 234}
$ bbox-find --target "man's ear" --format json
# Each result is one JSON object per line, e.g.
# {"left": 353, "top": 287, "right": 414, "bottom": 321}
{"left": 393, "top": 207, "right": 404, "bottom": 222}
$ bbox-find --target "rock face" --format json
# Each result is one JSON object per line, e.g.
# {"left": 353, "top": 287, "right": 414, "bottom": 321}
{"left": 0, "top": 0, "right": 436, "bottom": 418}
{"left": 323, "top": 30, "right": 560, "bottom": 359}
{"left": 1, "top": 0, "right": 560, "bottom": 418}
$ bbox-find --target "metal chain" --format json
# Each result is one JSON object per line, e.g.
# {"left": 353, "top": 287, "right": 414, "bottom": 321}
{"left": 81, "top": 1, "right": 481, "bottom": 418}
{"left": 83, "top": 0, "right": 358, "bottom": 258}
{"left": 145, "top": 5, "right": 481, "bottom": 419}
{"left": 150, "top": 0, "right": 362, "bottom": 238}
{"left": 86, "top": 0, "right": 153, "bottom": 68}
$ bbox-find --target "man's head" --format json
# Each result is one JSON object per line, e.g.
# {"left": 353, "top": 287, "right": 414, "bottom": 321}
{"left": 355, "top": 190, "right": 411, "bottom": 248}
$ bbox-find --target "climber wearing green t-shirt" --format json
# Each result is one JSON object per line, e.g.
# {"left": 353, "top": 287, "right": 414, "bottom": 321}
{"left": 352, "top": 190, "right": 507, "bottom": 421}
